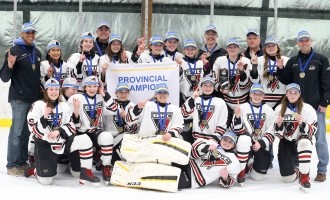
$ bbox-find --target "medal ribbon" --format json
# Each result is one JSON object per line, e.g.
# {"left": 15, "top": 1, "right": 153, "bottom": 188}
{"left": 298, "top": 51, "right": 315, "bottom": 74}
{"left": 165, "top": 49, "right": 175, "bottom": 61}
{"left": 156, "top": 102, "right": 168, "bottom": 131}
{"left": 52, "top": 62, "right": 63, "bottom": 82}
{"left": 85, "top": 56, "right": 93, "bottom": 76}
{"left": 95, "top": 42, "right": 103, "bottom": 56}
{"left": 21, "top": 46, "right": 36, "bottom": 65}
{"left": 84, "top": 94, "right": 97, "bottom": 121}
{"left": 201, "top": 96, "right": 213, "bottom": 121}
{"left": 288, "top": 103, "right": 297, "bottom": 113}
{"left": 51, "top": 104, "right": 59, "bottom": 128}
{"left": 249, "top": 103, "right": 263, "bottom": 129}
{"left": 205, "top": 44, "right": 217, "bottom": 56}
{"left": 268, "top": 58, "right": 277, "bottom": 75}
{"left": 152, "top": 54, "right": 163, "bottom": 63}
{"left": 228, "top": 59, "right": 237, "bottom": 78}
{"left": 187, "top": 59, "right": 197, "bottom": 76}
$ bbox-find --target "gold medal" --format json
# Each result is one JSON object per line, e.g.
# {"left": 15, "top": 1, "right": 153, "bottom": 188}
{"left": 159, "top": 130, "right": 165, "bottom": 135}
{"left": 53, "top": 126, "right": 59, "bottom": 131}
{"left": 299, "top": 72, "right": 305, "bottom": 78}
{"left": 293, "top": 113, "right": 298, "bottom": 119}
{"left": 268, "top": 75, "right": 274, "bottom": 81}
{"left": 211, "top": 150, "right": 220, "bottom": 158}
{"left": 32, "top": 64, "right": 36, "bottom": 71}
{"left": 205, "top": 52, "right": 211, "bottom": 58}
{"left": 254, "top": 128, "right": 261, "bottom": 136}
{"left": 117, "top": 127, "right": 124, "bottom": 133}
{"left": 191, "top": 75, "right": 196, "bottom": 81}
{"left": 90, "top": 119, "right": 95, "bottom": 126}
{"left": 202, "top": 120, "right": 208, "bottom": 126}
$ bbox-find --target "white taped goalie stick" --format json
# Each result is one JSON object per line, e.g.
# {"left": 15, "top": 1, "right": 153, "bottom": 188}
{"left": 120, "top": 134, "right": 191, "bottom": 165}
{"left": 110, "top": 161, "right": 181, "bottom": 192}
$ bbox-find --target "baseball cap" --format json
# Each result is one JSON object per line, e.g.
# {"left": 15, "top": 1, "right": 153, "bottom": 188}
{"left": 109, "top": 33, "right": 122, "bottom": 44}
{"left": 246, "top": 29, "right": 260, "bottom": 37}
{"left": 116, "top": 82, "right": 130, "bottom": 92}
{"left": 83, "top": 76, "right": 99, "bottom": 86}
{"left": 47, "top": 40, "right": 61, "bottom": 52}
{"left": 297, "top": 30, "right": 311, "bottom": 42}
{"left": 226, "top": 38, "right": 240, "bottom": 47}
{"left": 264, "top": 35, "right": 278, "bottom": 45}
{"left": 44, "top": 78, "right": 60, "bottom": 89}
{"left": 164, "top": 31, "right": 179, "bottom": 41}
{"left": 183, "top": 39, "right": 197, "bottom": 49}
{"left": 149, "top": 35, "right": 164, "bottom": 45}
{"left": 155, "top": 83, "right": 169, "bottom": 94}
{"left": 97, "top": 21, "right": 110, "bottom": 30}
{"left": 250, "top": 83, "right": 265, "bottom": 94}
{"left": 62, "top": 77, "right": 79, "bottom": 89}
{"left": 81, "top": 32, "right": 95, "bottom": 42}
{"left": 21, "top": 22, "right": 37, "bottom": 33}
{"left": 286, "top": 83, "right": 301, "bottom": 93}
{"left": 222, "top": 131, "right": 237, "bottom": 145}
{"left": 205, "top": 24, "right": 217, "bottom": 34}
{"left": 200, "top": 77, "right": 215, "bottom": 86}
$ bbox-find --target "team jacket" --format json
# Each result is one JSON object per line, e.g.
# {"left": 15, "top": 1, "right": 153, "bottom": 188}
{"left": 137, "top": 52, "right": 173, "bottom": 63}
{"left": 189, "top": 138, "right": 240, "bottom": 188}
{"left": 68, "top": 92, "right": 117, "bottom": 133}
{"left": 213, "top": 56, "right": 256, "bottom": 109}
{"left": 103, "top": 99, "right": 138, "bottom": 137}
{"left": 197, "top": 44, "right": 227, "bottom": 76}
{"left": 93, "top": 37, "right": 108, "bottom": 56}
{"left": 67, "top": 52, "right": 101, "bottom": 91}
{"left": 277, "top": 49, "right": 330, "bottom": 109}
{"left": 231, "top": 102, "right": 276, "bottom": 150}
{"left": 99, "top": 51, "right": 134, "bottom": 69}
{"left": 126, "top": 101, "right": 184, "bottom": 138}
{"left": 243, "top": 45, "right": 264, "bottom": 59}
{"left": 40, "top": 60, "right": 69, "bottom": 88}
{"left": 274, "top": 102, "right": 317, "bottom": 141}
{"left": 0, "top": 41, "right": 41, "bottom": 103}
{"left": 254, "top": 56, "right": 289, "bottom": 108}
{"left": 27, "top": 100, "right": 75, "bottom": 154}
{"left": 181, "top": 95, "right": 227, "bottom": 142}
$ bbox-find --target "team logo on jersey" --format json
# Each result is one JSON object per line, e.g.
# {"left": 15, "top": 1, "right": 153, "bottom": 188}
{"left": 151, "top": 112, "right": 173, "bottom": 134}
{"left": 196, "top": 103, "right": 215, "bottom": 130}
{"left": 309, "top": 65, "right": 316, "bottom": 70}
{"left": 184, "top": 68, "right": 202, "bottom": 91}
{"left": 283, "top": 114, "right": 299, "bottom": 137}
{"left": 83, "top": 101, "right": 103, "bottom": 126}
{"left": 83, "top": 65, "right": 99, "bottom": 77}
{"left": 229, "top": 70, "right": 240, "bottom": 95}
{"left": 45, "top": 112, "right": 63, "bottom": 129}
{"left": 200, "top": 151, "right": 232, "bottom": 169}
{"left": 247, "top": 113, "right": 266, "bottom": 139}
{"left": 266, "top": 71, "right": 280, "bottom": 92}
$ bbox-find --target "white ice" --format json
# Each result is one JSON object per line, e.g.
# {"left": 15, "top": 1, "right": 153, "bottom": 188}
{"left": 0, "top": 127, "right": 328, "bottom": 200}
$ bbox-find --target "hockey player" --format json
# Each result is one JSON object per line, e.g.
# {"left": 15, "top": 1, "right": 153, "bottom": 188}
{"left": 231, "top": 83, "right": 275, "bottom": 185}
{"left": 163, "top": 31, "right": 183, "bottom": 61}
{"left": 93, "top": 21, "right": 111, "bottom": 56}
{"left": 181, "top": 77, "right": 227, "bottom": 143}
{"left": 25, "top": 78, "right": 99, "bottom": 186}
{"left": 67, "top": 32, "right": 101, "bottom": 92}
{"left": 250, "top": 35, "right": 289, "bottom": 109}
{"left": 126, "top": 83, "right": 183, "bottom": 140}
{"left": 103, "top": 82, "right": 137, "bottom": 165}
{"left": 197, "top": 24, "right": 227, "bottom": 77}
{"left": 110, "top": 131, "right": 240, "bottom": 192}
{"left": 137, "top": 36, "right": 173, "bottom": 63}
{"left": 40, "top": 40, "right": 69, "bottom": 89}
{"left": 274, "top": 83, "right": 317, "bottom": 192}
{"left": 68, "top": 76, "right": 116, "bottom": 185}
{"left": 60, "top": 77, "right": 79, "bottom": 102}
{"left": 213, "top": 38, "right": 255, "bottom": 127}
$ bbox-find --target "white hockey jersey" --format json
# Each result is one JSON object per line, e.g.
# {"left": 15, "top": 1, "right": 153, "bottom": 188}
{"left": 181, "top": 96, "right": 227, "bottom": 141}
{"left": 67, "top": 52, "right": 101, "bottom": 91}
{"left": 257, "top": 56, "right": 289, "bottom": 108}
{"left": 27, "top": 100, "right": 75, "bottom": 154}
{"left": 213, "top": 56, "right": 256, "bottom": 109}
{"left": 179, "top": 58, "right": 204, "bottom": 98}
{"left": 126, "top": 101, "right": 184, "bottom": 138}
{"left": 274, "top": 103, "right": 317, "bottom": 141}
{"left": 190, "top": 139, "right": 240, "bottom": 188}
{"left": 68, "top": 92, "right": 117, "bottom": 133}
{"left": 98, "top": 51, "right": 135, "bottom": 67}
{"left": 40, "top": 60, "right": 69, "bottom": 87}
{"left": 138, "top": 52, "right": 173, "bottom": 63}
{"left": 231, "top": 102, "right": 276, "bottom": 150}
{"left": 164, "top": 50, "right": 184, "bottom": 61}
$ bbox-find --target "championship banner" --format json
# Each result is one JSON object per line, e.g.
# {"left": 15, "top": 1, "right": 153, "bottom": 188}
{"left": 106, "top": 62, "right": 180, "bottom": 106}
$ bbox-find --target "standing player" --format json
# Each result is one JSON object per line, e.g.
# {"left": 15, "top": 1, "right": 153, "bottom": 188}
{"left": 243, "top": 29, "right": 263, "bottom": 59}
{"left": 274, "top": 83, "right": 317, "bottom": 192}
{"left": 138, "top": 36, "right": 175, "bottom": 63}
{"left": 93, "top": 21, "right": 111, "bottom": 56}
{"left": 25, "top": 78, "right": 99, "bottom": 186}
{"left": 163, "top": 31, "right": 183, "bottom": 61}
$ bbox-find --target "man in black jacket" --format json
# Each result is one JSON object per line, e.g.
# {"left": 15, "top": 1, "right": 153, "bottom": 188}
{"left": 0, "top": 22, "right": 41, "bottom": 176}
{"left": 277, "top": 30, "right": 330, "bottom": 182}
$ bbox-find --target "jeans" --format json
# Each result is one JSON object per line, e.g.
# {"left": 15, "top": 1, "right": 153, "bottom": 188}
{"left": 315, "top": 110, "right": 329, "bottom": 174}
{"left": 6, "top": 100, "right": 32, "bottom": 168}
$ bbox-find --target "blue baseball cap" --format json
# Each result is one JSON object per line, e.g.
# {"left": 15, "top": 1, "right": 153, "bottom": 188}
{"left": 250, "top": 83, "right": 264, "bottom": 94}
{"left": 286, "top": 83, "right": 301, "bottom": 93}
{"left": 246, "top": 28, "right": 260, "bottom": 37}
{"left": 83, "top": 76, "right": 99, "bottom": 86}
{"left": 149, "top": 35, "right": 164, "bottom": 45}
{"left": 116, "top": 82, "right": 130, "bottom": 92}
{"left": 155, "top": 83, "right": 169, "bottom": 94}
{"left": 164, "top": 31, "right": 179, "bottom": 41}
{"left": 222, "top": 131, "right": 237, "bottom": 144}
{"left": 205, "top": 24, "right": 217, "bottom": 34}
{"left": 81, "top": 32, "right": 95, "bottom": 42}
{"left": 109, "top": 33, "right": 122, "bottom": 44}
{"left": 44, "top": 78, "right": 60, "bottom": 89}
{"left": 183, "top": 39, "right": 197, "bottom": 49}
{"left": 226, "top": 38, "right": 240, "bottom": 47}
{"left": 47, "top": 40, "right": 61, "bottom": 52}
{"left": 97, "top": 21, "right": 110, "bottom": 30}
{"left": 264, "top": 35, "right": 278, "bottom": 45}
{"left": 297, "top": 30, "right": 311, "bottom": 42}
{"left": 200, "top": 77, "right": 215, "bottom": 86}
{"left": 62, "top": 77, "right": 79, "bottom": 89}
{"left": 21, "top": 22, "right": 37, "bottom": 33}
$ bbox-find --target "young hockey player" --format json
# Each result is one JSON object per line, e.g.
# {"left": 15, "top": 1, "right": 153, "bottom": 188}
{"left": 231, "top": 83, "right": 275, "bottom": 185}
{"left": 68, "top": 76, "right": 116, "bottom": 185}
{"left": 181, "top": 77, "right": 227, "bottom": 143}
{"left": 163, "top": 31, "right": 183, "bottom": 61}
{"left": 67, "top": 32, "right": 101, "bottom": 92}
{"left": 25, "top": 78, "right": 99, "bottom": 186}
{"left": 126, "top": 83, "right": 183, "bottom": 140}
{"left": 137, "top": 36, "right": 173, "bottom": 63}
{"left": 110, "top": 131, "right": 240, "bottom": 192}
{"left": 274, "top": 83, "right": 317, "bottom": 192}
